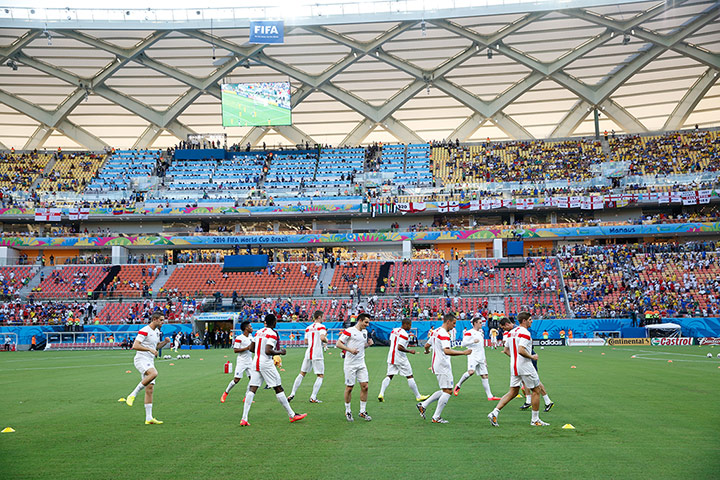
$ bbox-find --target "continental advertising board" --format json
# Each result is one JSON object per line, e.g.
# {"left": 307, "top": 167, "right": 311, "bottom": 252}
{"left": 607, "top": 338, "right": 650, "bottom": 346}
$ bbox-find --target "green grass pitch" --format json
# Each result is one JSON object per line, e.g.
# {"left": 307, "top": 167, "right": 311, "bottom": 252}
{"left": 1, "top": 345, "right": 719, "bottom": 479}
{"left": 221, "top": 90, "right": 291, "bottom": 127}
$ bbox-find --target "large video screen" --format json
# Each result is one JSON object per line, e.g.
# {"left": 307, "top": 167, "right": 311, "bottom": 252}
{"left": 221, "top": 82, "right": 291, "bottom": 127}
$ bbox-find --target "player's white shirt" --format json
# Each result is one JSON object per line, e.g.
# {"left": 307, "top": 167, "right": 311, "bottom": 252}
{"left": 461, "top": 328, "right": 486, "bottom": 362}
{"left": 304, "top": 322, "right": 326, "bottom": 360}
{"left": 233, "top": 333, "right": 253, "bottom": 366}
{"left": 252, "top": 327, "right": 278, "bottom": 371}
{"left": 339, "top": 326, "right": 368, "bottom": 367}
{"left": 387, "top": 327, "right": 410, "bottom": 365}
{"left": 134, "top": 325, "right": 161, "bottom": 361}
{"left": 508, "top": 326, "right": 534, "bottom": 376}
{"left": 430, "top": 326, "right": 452, "bottom": 375}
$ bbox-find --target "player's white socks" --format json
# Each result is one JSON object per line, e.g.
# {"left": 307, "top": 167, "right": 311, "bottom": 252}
{"left": 407, "top": 378, "right": 421, "bottom": 398}
{"left": 291, "top": 374, "right": 304, "bottom": 397}
{"left": 276, "top": 392, "right": 295, "bottom": 417}
{"left": 433, "top": 392, "right": 450, "bottom": 419}
{"left": 526, "top": 395, "right": 532, "bottom": 404}
{"left": 242, "top": 391, "right": 255, "bottom": 421}
{"left": 311, "top": 377, "right": 323, "bottom": 400}
{"left": 359, "top": 401, "right": 367, "bottom": 413}
{"left": 457, "top": 372, "right": 471, "bottom": 387}
{"left": 345, "top": 402, "right": 352, "bottom": 414}
{"left": 543, "top": 394, "right": 552, "bottom": 405}
{"left": 421, "top": 390, "right": 442, "bottom": 408}
{"left": 144, "top": 403, "right": 153, "bottom": 421}
{"left": 531, "top": 409, "right": 540, "bottom": 422}
{"left": 130, "top": 381, "right": 146, "bottom": 397}
{"left": 379, "top": 377, "right": 391, "bottom": 396}
{"left": 481, "top": 378, "right": 493, "bottom": 398}
{"left": 225, "top": 379, "right": 237, "bottom": 394}
{"left": 491, "top": 407, "right": 500, "bottom": 416}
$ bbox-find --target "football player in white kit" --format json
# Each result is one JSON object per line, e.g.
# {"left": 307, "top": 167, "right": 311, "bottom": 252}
{"left": 453, "top": 317, "right": 501, "bottom": 401}
{"left": 241, "top": 314, "right": 306, "bottom": 426}
{"left": 488, "top": 312, "right": 549, "bottom": 427}
{"left": 221, "top": 321, "right": 254, "bottom": 403}
{"left": 288, "top": 310, "right": 327, "bottom": 403}
{"left": 417, "top": 314, "right": 471, "bottom": 424}
{"left": 336, "top": 313, "right": 374, "bottom": 421}
{"left": 377, "top": 318, "right": 429, "bottom": 403}
{"left": 125, "top": 313, "right": 171, "bottom": 424}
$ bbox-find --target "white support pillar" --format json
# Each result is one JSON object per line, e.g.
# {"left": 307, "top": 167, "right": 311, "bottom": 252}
{"left": 0, "top": 246, "right": 19, "bottom": 266}
{"left": 402, "top": 240, "right": 412, "bottom": 260}
{"left": 493, "top": 239, "right": 503, "bottom": 259}
{"left": 112, "top": 246, "right": 129, "bottom": 265}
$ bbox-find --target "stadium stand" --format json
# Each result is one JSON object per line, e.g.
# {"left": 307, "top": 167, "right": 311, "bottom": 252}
{"left": 33, "top": 266, "right": 108, "bottom": 299}
{"left": 457, "top": 258, "right": 561, "bottom": 294}
{"left": 38, "top": 152, "right": 106, "bottom": 192}
{"left": 0, "top": 151, "right": 51, "bottom": 190}
{"left": 0, "top": 266, "right": 37, "bottom": 297}
{"left": 161, "top": 262, "right": 321, "bottom": 297}
{"left": 265, "top": 152, "right": 317, "bottom": 193}
{"left": 329, "top": 261, "right": 382, "bottom": 296}
{"left": 93, "top": 299, "right": 194, "bottom": 324}
{"left": 87, "top": 150, "right": 159, "bottom": 193}
{"left": 310, "top": 147, "right": 363, "bottom": 193}
{"left": 383, "top": 259, "right": 447, "bottom": 294}
{"left": 105, "top": 265, "right": 161, "bottom": 298}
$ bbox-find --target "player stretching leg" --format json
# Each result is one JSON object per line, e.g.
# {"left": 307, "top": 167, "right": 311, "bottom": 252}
{"left": 221, "top": 321, "right": 254, "bottom": 403}
{"left": 488, "top": 313, "right": 549, "bottom": 427}
{"left": 126, "top": 313, "right": 170, "bottom": 425}
{"left": 241, "top": 314, "right": 306, "bottom": 426}
{"left": 288, "top": 310, "right": 327, "bottom": 403}
{"left": 453, "top": 317, "right": 501, "bottom": 401}
{"left": 336, "top": 313, "right": 374, "bottom": 421}
{"left": 417, "top": 314, "right": 471, "bottom": 424}
{"left": 378, "top": 318, "right": 429, "bottom": 402}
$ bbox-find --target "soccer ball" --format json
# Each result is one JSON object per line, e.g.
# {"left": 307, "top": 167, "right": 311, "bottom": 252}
{"left": 708, "top": 353, "right": 713, "bottom": 358}
{"left": 717, "top": 353, "right": 720, "bottom": 359}
{"left": 540, "top": 346, "right": 544, "bottom": 350}
{"left": 176, "top": 355, "right": 182, "bottom": 359}
{"left": 184, "top": 354, "right": 190, "bottom": 359}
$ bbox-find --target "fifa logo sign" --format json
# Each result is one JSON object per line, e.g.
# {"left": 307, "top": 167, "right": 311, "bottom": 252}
{"left": 254, "top": 25, "right": 279, "bottom": 35}
{"left": 250, "top": 21, "right": 285, "bottom": 44}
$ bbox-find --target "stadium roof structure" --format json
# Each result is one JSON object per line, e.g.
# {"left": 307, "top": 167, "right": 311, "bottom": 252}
{"left": 0, "top": 0, "right": 718, "bottom": 150}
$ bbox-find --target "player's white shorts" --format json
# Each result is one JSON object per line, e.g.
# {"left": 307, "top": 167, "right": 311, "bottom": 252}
{"left": 344, "top": 363, "right": 369, "bottom": 386}
{"left": 510, "top": 371, "right": 541, "bottom": 389}
{"left": 133, "top": 355, "right": 156, "bottom": 384}
{"left": 249, "top": 366, "right": 282, "bottom": 388}
{"left": 301, "top": 357, "right": 325, "bottom": 375}
{"left": 386, "top": 359, "right": 413, "bottom": 377}
{"left": 435, "top": 372, "right": 454, "bottom": 390}
{"left": 234, "top": 362, "right": 252, "bottom": 379}
{"left": 468, "top": 358, "right": 488, "bottom": 375}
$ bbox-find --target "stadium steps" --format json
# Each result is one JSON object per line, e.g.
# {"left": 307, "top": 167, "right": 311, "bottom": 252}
{"left": 19, "top": 265, "right": 47, "bottom": 297}
{"left": 150, "top": 264, "right": 176, "bottom": 297}
{"left": 554, "top": 257, "right": 574, "bottom": 316}
{"left": 486, "top": 296, "right": 505, "bottom": 313}
{"left": 94, "top": 265, "right": 121, "bottom": 298}
{"left": 31, "top": 155, "right": 58, "bottom": 190}
{"left": 447, "top": 260, "right": 459, "bottom": 285}
{"left": 313, "top": 264, "right": 335, "bottom": 296}
{"left": 376, "top": 262, "right": 393, "bottom": 293}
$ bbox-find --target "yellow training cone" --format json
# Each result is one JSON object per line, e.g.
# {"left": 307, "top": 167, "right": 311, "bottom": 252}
{"left": 562, "top": 424, "right": 575, "bottom": 430}
{"left": 118, "top": 397, "right": 126, "bottom": 402}
{"left": 2, "top": 427, "right": 15, "bottom": 433}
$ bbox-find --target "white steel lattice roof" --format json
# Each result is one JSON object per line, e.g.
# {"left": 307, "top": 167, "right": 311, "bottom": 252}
{"left": 0, "top": 0, "right": 718, "bottom": 150}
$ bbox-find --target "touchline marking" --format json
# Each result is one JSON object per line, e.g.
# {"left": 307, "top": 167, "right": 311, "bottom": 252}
{"left": 5, "top": 362, "right": 132, "bottom": 371}
{"left": 625, "top": 349, "right": 711, "bottom": 358}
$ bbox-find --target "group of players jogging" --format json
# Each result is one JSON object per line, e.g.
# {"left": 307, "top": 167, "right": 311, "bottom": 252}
{"left": 123, "top": 310, "right": 554, "bottom": 427}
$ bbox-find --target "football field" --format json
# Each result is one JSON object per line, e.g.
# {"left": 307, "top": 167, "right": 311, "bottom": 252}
{"left": 221, "top": 90, "right": 291, "bottom": 127}
{"left": 1, "top": 345, "right": 719, "bottom": 479}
